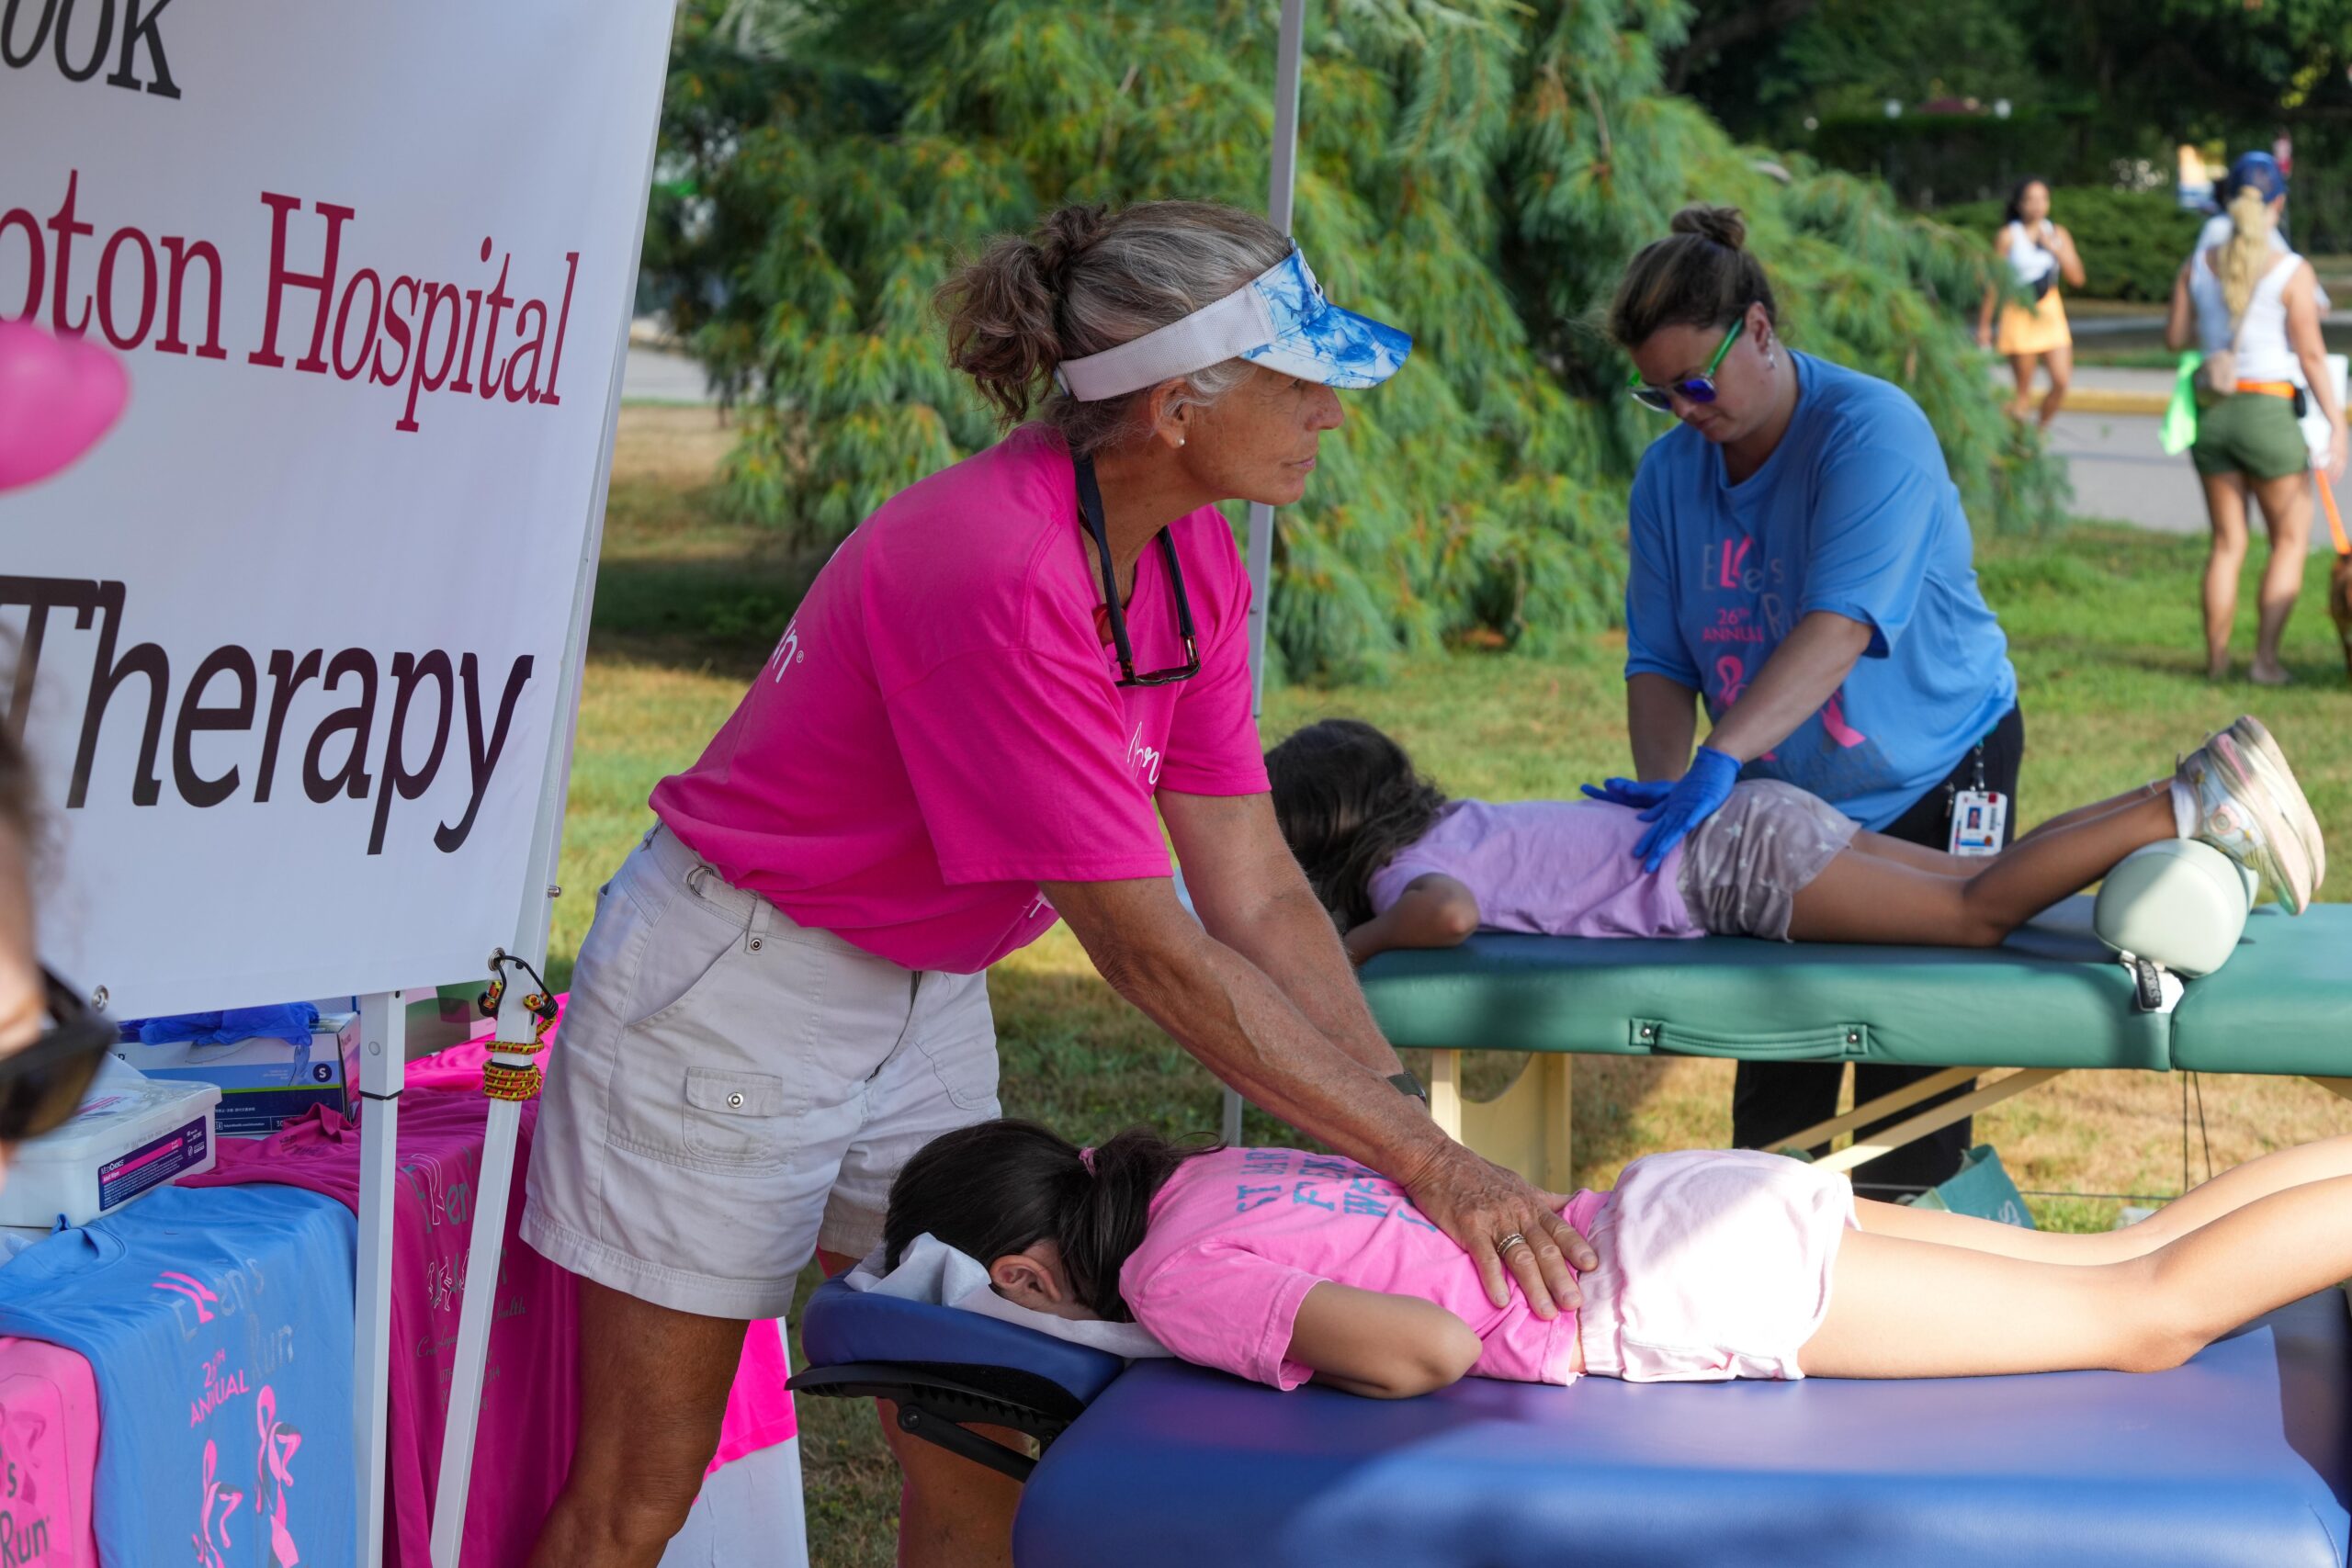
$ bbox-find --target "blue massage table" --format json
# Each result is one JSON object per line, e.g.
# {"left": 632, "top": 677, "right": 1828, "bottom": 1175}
{"left": 1353, "top": 898, "right": 2352, "bottom": 1188}
{"left": 795, "top": 1277, "right": 2352, "bottom": 1566}
{"left": 795, "top": 897, "right": 2352, "bottom": 1562}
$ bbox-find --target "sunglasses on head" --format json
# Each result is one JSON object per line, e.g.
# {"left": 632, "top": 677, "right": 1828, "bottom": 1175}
{"left": 1627, "top": 313, "right": 1747, "bottom": 414}
{"left": 1073, "top": 455, "right": 1201, "bottom": 687}
{"left": 0, "top": 970, "right": 114, "bottom": 1145}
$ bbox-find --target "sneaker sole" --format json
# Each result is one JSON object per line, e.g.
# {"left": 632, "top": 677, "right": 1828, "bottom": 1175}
{"left": 2230, "top": 716, "right": 2325, "bottom": 890}
{"left": 2211, "top": 734, "right": 2314, "bottom": 913}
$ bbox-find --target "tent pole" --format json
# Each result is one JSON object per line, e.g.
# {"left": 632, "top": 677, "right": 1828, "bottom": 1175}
{"left": 1227, "top": 0, "right": 1307, "bottom": 1148}
{"left": 353, "top": 991, "right": 406, "bottom": 1568}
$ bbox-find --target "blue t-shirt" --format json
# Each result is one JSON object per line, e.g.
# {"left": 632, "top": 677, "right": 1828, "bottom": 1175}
{"left": 1623, "top": 352, "right": 2018, "bottom": 830}
{"left": 0, "top": 1185, "right": 356, "bottom": 1568}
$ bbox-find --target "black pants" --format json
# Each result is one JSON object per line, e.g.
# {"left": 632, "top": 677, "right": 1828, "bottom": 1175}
{"left": 1729, "top": 704, "right": 2027, "bottom": 1197}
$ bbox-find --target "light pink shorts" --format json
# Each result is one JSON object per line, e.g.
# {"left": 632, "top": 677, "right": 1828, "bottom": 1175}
{"left": 1577, "top": 1148, "right": 1859, "bottom": 1382}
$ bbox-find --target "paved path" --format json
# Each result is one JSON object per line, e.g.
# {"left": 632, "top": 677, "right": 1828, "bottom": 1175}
{"left": 2046, "top": 408, "right": 2341, "bottom": 557}
{"left": 622, "top": 342, "right": 714, "bottom": 404}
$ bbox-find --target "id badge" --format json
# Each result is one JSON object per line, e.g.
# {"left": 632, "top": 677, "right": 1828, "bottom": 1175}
{"left": 1948, "top": 789, "right": 2007, "bottom": 857}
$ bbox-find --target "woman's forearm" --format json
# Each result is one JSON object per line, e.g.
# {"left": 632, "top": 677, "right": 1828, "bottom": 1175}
{"left": 1702, "top": 611, "right": 1873, "bottom": 764}
{"left": 1627, "top": 673, "right": 1699, "bottom": 782}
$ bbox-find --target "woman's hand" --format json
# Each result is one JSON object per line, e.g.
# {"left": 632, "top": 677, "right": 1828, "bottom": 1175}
{"left": 1581, "top": 777, "right": 1674, "bottom": 811}
{"left": 1394, "top": 1141, "right": 1595, "bottom": 1318}
{"left": 2330, "top": 420, "right": 2348, "bottom": 484}
{"left": 1975, "top": 322, "right": 1994, "bottom": 352}
{"left": 1631, "top": 745, "right": 1740, "bottom": 872}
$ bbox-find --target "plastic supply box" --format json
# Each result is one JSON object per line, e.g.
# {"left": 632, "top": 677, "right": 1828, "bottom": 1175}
{"left": 115, "top": 1010, "right": 360, "bottom": 1136}
{"left": 0, "top": 1067, "right": 220, "bottom": 1228}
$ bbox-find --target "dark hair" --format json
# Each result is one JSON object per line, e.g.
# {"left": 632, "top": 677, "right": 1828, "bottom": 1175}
{"left": 0, "top": 725, "right": 28, "bottom": 850}
{"left": 1265, "top": 718, "right": 1449, "bottom": 930}
{"left": 2001, "top": 176, "right": 2051, "bottom": 229}
{"left": 883, "top": 1120, "right": 1216, "bottom": 1321}
{"left": 1606, "top": 204, "right": 1777, "bottom": 349}
{"left": 935, "top": 200, "right": 1293, "bottom": 458}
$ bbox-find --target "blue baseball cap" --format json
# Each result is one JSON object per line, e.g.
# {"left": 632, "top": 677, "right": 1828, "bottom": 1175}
{"left": 2227, "top": 152, "right": 2288, "bottom": 202}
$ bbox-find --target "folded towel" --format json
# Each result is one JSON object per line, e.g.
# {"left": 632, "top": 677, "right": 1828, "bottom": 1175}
{"left": 845, "top": 1233, "right": 1169, "bottom": 1359}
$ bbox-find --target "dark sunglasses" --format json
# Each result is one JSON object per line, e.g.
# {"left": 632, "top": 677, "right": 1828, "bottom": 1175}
{"left": 1073, "top": 455, "right": 1200, "bottom": 687}
{"left": 1627, "top": 314, "right": 1746, "bottom": 414}
{"left": 0, "top": 969, "right": 114, "bottom": 1144}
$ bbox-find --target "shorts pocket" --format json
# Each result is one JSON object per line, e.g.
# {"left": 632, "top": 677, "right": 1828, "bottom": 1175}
{"left": 684, "top": 1067, "right": 787, "bottom": 1166}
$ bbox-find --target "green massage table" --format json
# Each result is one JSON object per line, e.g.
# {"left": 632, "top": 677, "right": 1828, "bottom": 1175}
{"left": 1356, "top": 897, "right": 2352, "bottom": 1189}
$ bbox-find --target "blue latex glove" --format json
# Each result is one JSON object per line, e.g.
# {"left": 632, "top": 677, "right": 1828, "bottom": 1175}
{"left": 1632, "top": 745, "right": 1741, "bottom": 874}
{"left": 1579, "top": 778, "right": 1675, "bottom": 811}
{"left": 127, "top": 1002, "right": 319, "bottom": 1047}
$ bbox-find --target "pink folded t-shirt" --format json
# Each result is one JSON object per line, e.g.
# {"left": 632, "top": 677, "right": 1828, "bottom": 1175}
{"left": 1120, "top": 1146, "right": 1606, "bottom": 1390}
{"left": 1365, "top": 798, "right": 1704, "bottom": 940}
{"left": 650, "top": 423, "right": 1269, "bottom": 976}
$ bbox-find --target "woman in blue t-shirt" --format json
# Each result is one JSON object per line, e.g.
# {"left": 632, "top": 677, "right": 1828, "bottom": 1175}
{"left": 1589, "top": 203, "right": 2023, "bottom": 1199}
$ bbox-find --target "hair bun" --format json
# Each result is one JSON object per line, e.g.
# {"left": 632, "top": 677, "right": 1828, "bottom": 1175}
{"left": 1669, "top": 203, "right": 1747, "bottom": 251}
{"left": 1035, "top": 203, "right": 1112, "bottom": 279}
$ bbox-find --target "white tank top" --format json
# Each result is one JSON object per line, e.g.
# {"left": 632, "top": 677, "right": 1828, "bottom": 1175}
{"left": 2190, "top": 243, "right": 2306, "bottom": 385}
{"left": 2003, "top": 221, "right": 2058, "bottom": 288}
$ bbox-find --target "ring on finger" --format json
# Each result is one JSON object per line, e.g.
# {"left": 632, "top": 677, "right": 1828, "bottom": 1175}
{"left": 1497, "top": 1231, "right": 1529, "bottom": 1257}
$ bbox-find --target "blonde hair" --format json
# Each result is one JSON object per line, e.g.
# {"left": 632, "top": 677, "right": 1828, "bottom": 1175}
{"left": 2218, "top": 185, "right": 2278, "bottom": 321}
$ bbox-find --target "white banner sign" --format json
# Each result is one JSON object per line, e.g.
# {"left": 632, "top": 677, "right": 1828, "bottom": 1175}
{"left": 2, "top": 0, "right": 677, "bottom": 1017}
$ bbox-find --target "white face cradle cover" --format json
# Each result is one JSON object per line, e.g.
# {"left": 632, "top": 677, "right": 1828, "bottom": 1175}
{"left": 1053, "top": 247, "right": 1412, "bottom": 402}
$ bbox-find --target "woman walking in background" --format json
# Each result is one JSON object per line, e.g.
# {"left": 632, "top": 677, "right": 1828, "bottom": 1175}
{"left": 1977, "top": 178, "right": 2085, "bottom": 429}
{"left": 2165, "top": 156, "right": 2346, "bottom": 684}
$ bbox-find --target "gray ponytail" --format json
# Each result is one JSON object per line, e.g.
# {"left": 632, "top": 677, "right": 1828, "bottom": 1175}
{"left": 937, "top": 200, "right": 1293, "bottom": 457}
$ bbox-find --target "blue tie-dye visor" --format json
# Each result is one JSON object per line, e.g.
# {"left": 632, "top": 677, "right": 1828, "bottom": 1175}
{"left": 1054, "top": 247, "right": 1411, "bottom": 402}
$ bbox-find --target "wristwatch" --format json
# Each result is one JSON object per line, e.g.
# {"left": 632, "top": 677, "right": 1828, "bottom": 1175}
{"left": 1388, "top": 1069, "right": 1430, "bottom": 1106}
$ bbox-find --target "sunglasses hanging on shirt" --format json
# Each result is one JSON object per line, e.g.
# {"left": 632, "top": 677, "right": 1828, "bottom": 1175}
{"left": 1073, "top": 454, "right": 1202, "bottom": 687}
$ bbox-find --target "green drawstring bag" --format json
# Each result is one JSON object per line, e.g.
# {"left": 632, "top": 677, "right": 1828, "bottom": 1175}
{"left": 1907, "top": 1144, "right": 2037, "bottom": 1228}
{"left": 2161, "top": 351, "right": 2204, "bottom": 455}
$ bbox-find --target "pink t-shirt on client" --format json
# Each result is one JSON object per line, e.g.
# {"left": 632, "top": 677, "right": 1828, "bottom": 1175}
{"left": 651, "top": 425, "right": 1270, "bottom": 974}
{"left": 1122, "top": 1146, "right": 1608, "bottom": 1389}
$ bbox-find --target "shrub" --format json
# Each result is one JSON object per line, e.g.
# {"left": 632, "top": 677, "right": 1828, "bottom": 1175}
{"left": 1934, "top": 186, "right": 2205, "bottom": 303}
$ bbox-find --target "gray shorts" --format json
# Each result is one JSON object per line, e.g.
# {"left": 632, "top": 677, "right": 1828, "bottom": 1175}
{"left": 520, "top": 823, "right": 998, "bottom": 1319}
{"left": 1675, "top": 781, "right": 1860, "bottom": 941}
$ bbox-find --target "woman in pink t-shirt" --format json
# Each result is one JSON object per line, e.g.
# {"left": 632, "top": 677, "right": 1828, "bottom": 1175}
{"left": 524, "top": 201, "right": 1595, "bottom": 1568}
{"left": 1263, "top": 716, "right": 2323, "bottom": 965}
{"left": 889, "top": 1117, "right": 2352, "bottom": 1394}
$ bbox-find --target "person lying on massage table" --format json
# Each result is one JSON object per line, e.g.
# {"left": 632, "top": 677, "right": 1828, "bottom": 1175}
{"left": 1265, "top": 714, "right": 2323, "bottom": 962}
{"left": 887, "top": 1116, "right": 2352, "bottom": 1394}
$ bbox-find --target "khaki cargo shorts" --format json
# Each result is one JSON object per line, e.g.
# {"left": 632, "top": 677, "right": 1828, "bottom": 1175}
{"left": 520, "top": 823, "right": 998, "bottom": 1319}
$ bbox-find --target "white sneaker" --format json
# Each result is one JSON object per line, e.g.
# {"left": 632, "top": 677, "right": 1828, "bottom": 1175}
{"left": 2225, "top": 716, "right": 2325, "bottom": 892}
{"left": 2179, "top": 733, "right": 2314, "bottom": 914}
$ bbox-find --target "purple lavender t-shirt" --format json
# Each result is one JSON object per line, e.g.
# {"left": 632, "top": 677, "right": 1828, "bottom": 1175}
{"left": 1364, "top": 798, "right": 1704, "bottom": 940}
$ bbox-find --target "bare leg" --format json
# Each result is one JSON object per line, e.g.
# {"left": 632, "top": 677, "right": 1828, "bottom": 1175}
{"left": 1802, "top": 1171, "right": 2352, "bottom": 1377}
{"left": 1788, "top": 791, "right": 2177, "bottom": 945}
{"left": 2038, "top": 341, "right": 2072, "bottom": 429}
{"left": 1843, "top": 783, "right": 2163, "bottom": 877}
{"left": 1850, "top": 1128, "right": 2352, "bottom": 1264}
{"left": 2007, "top": 353, "right": 2039, "bottom": 420}
{"left": 2248, "top": 468, "right": 2314, "bottom": 683}
{"left": 2201, "top": 473, "right": 2251, "bottom": 678}
{"left": 530, "top": 1280, "right": 747, "bottom": 1568}
{"left": 816, "top": 1248, "right": 1025, "bottom": 1568}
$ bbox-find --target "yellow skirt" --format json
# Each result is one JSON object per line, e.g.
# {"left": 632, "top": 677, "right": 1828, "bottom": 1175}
{"left": 1996, "top": 289, "right": 2070, "bottom": 356}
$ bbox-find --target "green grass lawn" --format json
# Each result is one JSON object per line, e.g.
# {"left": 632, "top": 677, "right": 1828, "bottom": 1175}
{"left": 570, "top": 411, "right": 2352, "bottom": 1565}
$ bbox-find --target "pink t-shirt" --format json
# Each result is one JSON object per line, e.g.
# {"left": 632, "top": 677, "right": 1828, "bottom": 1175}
{"left": 650, "top": 425, "right": 1269, "bottom": 974}
{"left": 1365, "top": 798, "right": 1704, "bottom": 940}
{"left": 1120, "top": 1146, "right": 1606, "bottom": 1391}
